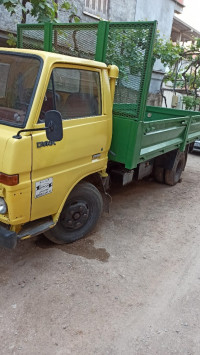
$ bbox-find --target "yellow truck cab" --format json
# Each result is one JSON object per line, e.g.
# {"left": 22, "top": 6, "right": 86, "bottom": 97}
{"left": 0, "top": 48, "right": 118, "bottom": 248}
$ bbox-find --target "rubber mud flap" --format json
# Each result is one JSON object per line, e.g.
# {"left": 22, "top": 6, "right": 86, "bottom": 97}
{"left": 0, "top": 226, "right": 17, "bottom": 249}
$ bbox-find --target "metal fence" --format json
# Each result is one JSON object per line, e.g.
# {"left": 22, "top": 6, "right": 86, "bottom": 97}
{"left": 17, "top": 20, "right": 157, "bottom": 121}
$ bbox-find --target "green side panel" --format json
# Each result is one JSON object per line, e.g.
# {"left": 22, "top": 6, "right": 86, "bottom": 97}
{"left": 109, "top": 112, "right": 143, "bottom": 170}
{"left": 187, "top": 115, "right": 200, "bottom": 143}
{"left": 109, "top": 105, "right": 200, "bottom": 169}
{"left": 109, "top": 114, "right": 133, "bottom": 164}
{"left": 144, "top": 105, "right": 200, "bottom": 121}
{"left": 138, "top": 107, "right": 200, "bottom": 163}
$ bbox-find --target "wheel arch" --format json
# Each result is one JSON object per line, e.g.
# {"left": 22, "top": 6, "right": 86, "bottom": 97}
{"left": 154, "top": 147, "right": 188, "bottom": 171}
{"left": 52, "top": 171, "right": 106, "bottom": 224}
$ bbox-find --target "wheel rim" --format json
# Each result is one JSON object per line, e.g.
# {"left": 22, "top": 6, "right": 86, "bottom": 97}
{"left": 60, "top": 200, "right": 90, "bottom": 230}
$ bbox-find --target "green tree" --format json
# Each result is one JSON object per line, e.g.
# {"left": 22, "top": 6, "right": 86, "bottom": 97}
{"left": 153, "top": 36, "right": 200, "bottom": 110}
{"left": 0, "top": 0, "right": 80, "bottom": 47}
{"left": 0, "top": 0, "right": 80, "bottom": 23}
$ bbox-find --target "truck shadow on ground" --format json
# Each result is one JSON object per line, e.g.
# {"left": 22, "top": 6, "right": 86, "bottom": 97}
{"left": 34, "top": 178, "right": 162, "bottom": 263}
{"left": 35, "top": 235, "right": 110, "bottom": 263}
{"left": 0, "top": 178, "right": 166, "bottom": 266}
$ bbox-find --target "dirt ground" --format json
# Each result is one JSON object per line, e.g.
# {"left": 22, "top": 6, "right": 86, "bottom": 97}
{"left": 1, "top": 153, "right": 200, "bottom": 355}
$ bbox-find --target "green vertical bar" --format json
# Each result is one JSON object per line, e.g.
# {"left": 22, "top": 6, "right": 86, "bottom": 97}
{"left": 95, "top": 21, "right": 109, "bottom": 62}
{"left": 180, "top": 116, "right": 192, "bottom": 151}
{"left": 17, "top": 24, "right": 23, "bottom": 48}
{"left": 44, "top": 22, "right": 53, "bottom": 52}
{"left": 126, "top": 21, "right": 158, "bottom": 169}
{"left": 138, "top": 21, "right": 157, "bottom": 122}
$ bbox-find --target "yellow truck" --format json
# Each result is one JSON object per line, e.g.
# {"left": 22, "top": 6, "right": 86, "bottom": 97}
{"left": 0, "top": 48, "right": 119, "bottom": 248}
{"left": 0, "top": 21, "right": 200, "bottom": 248}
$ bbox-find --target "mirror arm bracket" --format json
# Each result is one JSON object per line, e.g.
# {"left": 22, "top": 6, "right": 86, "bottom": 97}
{"left": 13, "top": 127, "right": 48, "bottom": 139}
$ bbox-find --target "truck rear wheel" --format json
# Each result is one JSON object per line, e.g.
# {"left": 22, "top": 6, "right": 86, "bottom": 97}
{"left": 189, "top": 142, "right": 194, "bottom": 153}
{"left": 44, "top": 182, "right": 103, "bottom": 244}
{"left": 164, "top": 152, "right": 186, "bottom": 186}
{"left": 154, "top": 166, "right": 165, "bottom": 183}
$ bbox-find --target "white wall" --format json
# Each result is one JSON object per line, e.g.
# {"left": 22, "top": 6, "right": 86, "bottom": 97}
{"left": 109, "top": 0, "right": 137, "bottom": 22}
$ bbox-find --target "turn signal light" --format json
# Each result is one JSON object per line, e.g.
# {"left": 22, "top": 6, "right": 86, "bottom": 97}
{"left": 0, "top": 173, "right": 19, "bottom": 186}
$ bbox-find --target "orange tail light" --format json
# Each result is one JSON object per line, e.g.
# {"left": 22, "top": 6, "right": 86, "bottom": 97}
{"left": 0, "top": 173, "right": 19, "bottom": 186}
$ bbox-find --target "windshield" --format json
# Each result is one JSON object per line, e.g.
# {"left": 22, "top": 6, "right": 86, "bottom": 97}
{"left": 0, "top": 53, "right": 41, "bottom": 127}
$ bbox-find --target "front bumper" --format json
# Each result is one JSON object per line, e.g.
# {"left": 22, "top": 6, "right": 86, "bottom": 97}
{"left": 0, "top": 216, "right": 55, "bottom": 249}
{"left": 0, "top": 225, "right": 17, "bottom": 249}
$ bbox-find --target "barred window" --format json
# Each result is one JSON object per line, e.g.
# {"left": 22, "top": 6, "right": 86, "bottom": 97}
{"left": 84, "top": 0, "right": 109, "bottom": 18}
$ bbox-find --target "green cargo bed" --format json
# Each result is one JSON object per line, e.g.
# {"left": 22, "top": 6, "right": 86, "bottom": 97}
{"left": 109, "top": 106, "right": 200, "bottom": 169}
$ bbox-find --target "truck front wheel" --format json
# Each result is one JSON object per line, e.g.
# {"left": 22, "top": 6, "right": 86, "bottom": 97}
{"left": 44, "top": 182, "right": 103, "bottom": 244}
{"left": 164, "top": 152, "right": 186, "bottom": 186}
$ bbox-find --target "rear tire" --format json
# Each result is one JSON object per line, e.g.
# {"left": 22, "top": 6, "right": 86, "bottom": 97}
{"left": 44, "top": 182, "right": 103, "bottom": 244}
{"left": 165, "top": 152, "right": 186, "bottom": 186}
{"left": 189, "top": 143, "right": 194, "bottom": 153}
{"left": 154, "top": 166, "right": 165, "bottom": 183}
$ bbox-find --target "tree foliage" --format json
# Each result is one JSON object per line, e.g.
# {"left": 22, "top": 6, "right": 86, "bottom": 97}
{"left": 0, "top": 0, "right": 80, "bottom": 24}
{"left": 153, "top": 35, "right": 200, "bottom": 110}
{"left": 0, "top": 0, "right": 80, "bottom": 48}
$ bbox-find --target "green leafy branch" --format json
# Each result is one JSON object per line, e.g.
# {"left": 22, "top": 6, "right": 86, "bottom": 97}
{"left": 0, "top": 0, "right": 80, "bottom": 24}
{"left": 153, "top": 34, "right": 200, "bottom": 109}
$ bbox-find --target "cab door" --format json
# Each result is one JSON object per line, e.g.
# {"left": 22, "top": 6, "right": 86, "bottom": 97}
{"left": 31, "top": 65, "right": 110, "bottom": 221}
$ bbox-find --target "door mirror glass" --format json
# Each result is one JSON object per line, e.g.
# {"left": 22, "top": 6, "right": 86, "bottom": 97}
{"left": 45, "top": 110, "right": 63, "bottom": 142}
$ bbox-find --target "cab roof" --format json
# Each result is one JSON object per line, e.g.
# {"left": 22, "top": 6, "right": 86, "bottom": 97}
{"left": 0, "top": 47, "right": 107, "bottom": 69}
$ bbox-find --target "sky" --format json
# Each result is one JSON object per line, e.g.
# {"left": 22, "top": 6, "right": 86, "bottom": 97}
{"left": 177, "top": 0, "right": 200, "bottom": 32}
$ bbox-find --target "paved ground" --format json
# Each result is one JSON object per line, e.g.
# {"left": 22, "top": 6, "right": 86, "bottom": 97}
{"left": 1, "top": 153, "right": 200, "bottom": 355}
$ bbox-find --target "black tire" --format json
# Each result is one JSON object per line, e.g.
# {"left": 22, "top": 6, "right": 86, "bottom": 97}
{"left": 189, "top": 142, "right": 194, "bottom": 153}
{"left": 44, "top": 182, "right": 103, "bottom": 244}
{"left": 165, "top": 152, "right": 186, "bottom": 186}
{"left": 154, "top": 166, "right": 165, "bottom": 183}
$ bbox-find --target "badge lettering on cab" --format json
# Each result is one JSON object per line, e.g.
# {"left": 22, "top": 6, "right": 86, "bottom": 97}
{"left": 37, "top": 141, "right": 56, "bottom": 148}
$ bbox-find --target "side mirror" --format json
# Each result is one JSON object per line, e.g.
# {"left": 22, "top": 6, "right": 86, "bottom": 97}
{"left": 45, "top": 110, "right": 63, "bottom": 142}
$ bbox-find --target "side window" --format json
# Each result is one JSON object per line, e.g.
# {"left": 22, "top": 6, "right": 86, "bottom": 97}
{"left": 38, "top": 76, "right": 54, "bottom": 122}
{"left": 38, "top": 68, "right": 102, "bottom": 122}
{"left": 0, "top": 63, "right": 10, "bottom": 98}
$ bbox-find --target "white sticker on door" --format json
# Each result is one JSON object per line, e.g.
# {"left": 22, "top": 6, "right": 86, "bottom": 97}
{"left": 35, "top": 178, "right": 53, "bottom": 198}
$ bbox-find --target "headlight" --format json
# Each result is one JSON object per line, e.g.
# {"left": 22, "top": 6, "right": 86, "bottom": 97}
{"left": 0, "top": 198, "right": 7, "bottom": 214}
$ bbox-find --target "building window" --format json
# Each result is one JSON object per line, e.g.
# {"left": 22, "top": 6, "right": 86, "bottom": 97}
{"left": 84, "top": 0, "right": 109, "bottom": 18}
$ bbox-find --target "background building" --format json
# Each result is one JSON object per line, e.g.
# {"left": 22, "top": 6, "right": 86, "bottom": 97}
{"left": 0, "top": 0, "right": 185, "bottom": 104}
{"left": 163, "top": 16, "right": 200, "bottom": 109}
{"left": 0, "top": 0, "right": 185, "bottom": 47}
